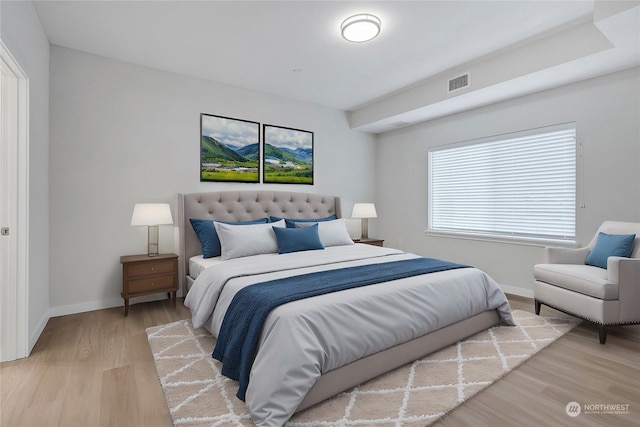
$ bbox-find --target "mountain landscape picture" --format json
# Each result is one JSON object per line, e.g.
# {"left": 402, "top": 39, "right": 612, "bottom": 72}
{"left": 263, "top": 125, "right": 313, "bottom": 184}
{"left": 200, "top": 114, "right": 260, "bottom": 182}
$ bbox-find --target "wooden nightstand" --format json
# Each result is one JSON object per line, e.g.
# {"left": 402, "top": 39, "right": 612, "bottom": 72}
{"left": 353, "top": 238, "right": 384, "bottom": 247}
{"left": 120, "top": 253, "right": 178, "bottom": 316}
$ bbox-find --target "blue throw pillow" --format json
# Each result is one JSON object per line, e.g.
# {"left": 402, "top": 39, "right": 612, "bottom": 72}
{"left": 273, "top": 223, "right": 325, "bottom": 254}
{"left": 190, "top": 217, "right": 268, "bottom": 258}
{"left": 585, "top": 232, "right": 636, "bottom": 269}
{"left": 285, "top": 219, "right": 307, "bottom": 228}
{"left": 269, "top": 214, "right": 337, "bottom": 226}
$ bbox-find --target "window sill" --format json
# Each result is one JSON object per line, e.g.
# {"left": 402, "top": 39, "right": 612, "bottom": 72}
{"left": 424, "top": 229, "right": 577, "bottom": 249}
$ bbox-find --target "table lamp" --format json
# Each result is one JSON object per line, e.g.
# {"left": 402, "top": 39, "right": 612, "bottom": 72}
{"left": 351, "top": 203, "right": 377, "bottom": 239}
{"left": 130, "top": 203, "right": 173, "bottom": 256}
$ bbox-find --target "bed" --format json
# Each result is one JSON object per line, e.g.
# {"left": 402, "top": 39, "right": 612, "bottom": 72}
{"left": 177, "top": 190, "right": 514, "bottom": 427}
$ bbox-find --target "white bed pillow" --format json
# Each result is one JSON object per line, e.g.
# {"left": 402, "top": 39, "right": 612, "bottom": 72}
{"left": 290, "top": 218, "right": 355, "bottom": 247}
{"left": 215, "top": 219, "right": 286, "bottom": 260}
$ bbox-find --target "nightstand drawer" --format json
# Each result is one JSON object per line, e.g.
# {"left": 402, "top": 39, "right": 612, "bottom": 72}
{"left": 127, "top": 274, "right": 176, "bottom": 294}
{"left": 127, "top": 260, "right": 175, "bottom": 277}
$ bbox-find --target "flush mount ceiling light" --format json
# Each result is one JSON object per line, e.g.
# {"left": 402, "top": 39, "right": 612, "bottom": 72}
{"left": 341, "top": 14, "right": 381, "bottom": 43}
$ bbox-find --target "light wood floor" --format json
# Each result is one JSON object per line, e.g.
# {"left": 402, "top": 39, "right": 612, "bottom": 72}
{"left": 1, "top": 295, "right": 638, "bottom": 427}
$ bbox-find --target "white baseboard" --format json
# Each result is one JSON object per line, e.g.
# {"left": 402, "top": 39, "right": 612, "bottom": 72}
{"left": 28, "top": 297, "right": 125, "bottom": 355}
{"left": 28, "top": 294, "right": 172, "bottom": 352}
{"left": 48, "top": 293, "right": 171, "bottom": 318}
{"left": 47, "top": 297, "right": 124, "bottom": 318}
{"left": 29, "top": 312, "right": 51, "bottom": 354}
{"left": 500, "top": 283, "right": 534, "bottom": 299}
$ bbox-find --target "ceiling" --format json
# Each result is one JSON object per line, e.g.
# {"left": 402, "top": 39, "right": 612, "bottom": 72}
{"left": 32, "top": 1, "right": 640, "bottom": 133}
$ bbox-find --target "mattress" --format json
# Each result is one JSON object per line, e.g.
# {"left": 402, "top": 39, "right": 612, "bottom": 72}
{"left": 188, "top": 255, "right": 225, "bottom": 280}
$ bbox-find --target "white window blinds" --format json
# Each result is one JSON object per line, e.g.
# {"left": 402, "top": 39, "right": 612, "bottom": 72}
{"left": 428, "top": 124, "right": 576, "bottom": 242}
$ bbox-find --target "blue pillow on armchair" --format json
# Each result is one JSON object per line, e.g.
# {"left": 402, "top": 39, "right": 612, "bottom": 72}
{"left": 585, "top": 232, "right": 636, "bottom": 269}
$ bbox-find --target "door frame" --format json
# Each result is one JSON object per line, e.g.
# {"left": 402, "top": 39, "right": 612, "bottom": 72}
{"left": 1, "top": 39, "right": 30, "bottom": 362}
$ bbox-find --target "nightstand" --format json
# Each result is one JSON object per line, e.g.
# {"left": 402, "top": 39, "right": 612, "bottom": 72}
{"left": 353, "top": 238, "right": 384, "bottom": 247}
{"left": 120, "top": 253, "right": 178, "bottom": 316}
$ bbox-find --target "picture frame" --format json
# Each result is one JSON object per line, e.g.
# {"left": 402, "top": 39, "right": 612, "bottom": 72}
{"left": 263, "top": 124, "right": 314, "bottom": 185}
{"left": 200, "top": 114, "right": 260, "bottom": 183}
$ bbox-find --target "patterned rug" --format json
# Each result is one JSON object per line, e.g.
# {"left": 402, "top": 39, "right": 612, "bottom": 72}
{"left": 146, "top": 310, "right": 578, "bottom": 426}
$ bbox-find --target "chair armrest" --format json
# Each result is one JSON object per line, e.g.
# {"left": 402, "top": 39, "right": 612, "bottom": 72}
{"left": 544, "top": 246, "right": 589, "bottom": 264}
{"left": 609, "top": 257, "right": 640, "bottom": 323}
{"left": 607, "top": 257, "right": 640, "bottom": 283}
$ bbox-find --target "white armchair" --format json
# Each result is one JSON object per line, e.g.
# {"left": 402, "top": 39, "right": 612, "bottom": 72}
{"left": 533, "top": 221, "right": 640, "bottom": 344}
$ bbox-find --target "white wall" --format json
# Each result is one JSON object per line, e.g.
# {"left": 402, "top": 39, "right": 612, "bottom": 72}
{"left": 9, "top": 3, "right": 639, "bottom": 335}
{"left": 49, "top": 46, "right": 377, "bottom": 313}
{"left": 0, "top": 1, "right": 51, "bottom": 349}
{"left": 376, "top": 67, "right": 640, "bottom": 296}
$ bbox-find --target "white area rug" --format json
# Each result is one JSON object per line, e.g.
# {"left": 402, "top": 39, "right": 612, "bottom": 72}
{"left": 146, "top": 310, "right": 578, "bottom": 426}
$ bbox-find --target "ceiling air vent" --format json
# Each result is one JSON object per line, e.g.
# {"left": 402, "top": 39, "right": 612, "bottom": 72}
{"left": 448, "top": 73, "right": 469, "bottom": 92}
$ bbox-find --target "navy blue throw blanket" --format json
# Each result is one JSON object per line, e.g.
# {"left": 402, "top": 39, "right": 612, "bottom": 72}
{"left": 212, "top": 257, "right": 470, "bottom": 400}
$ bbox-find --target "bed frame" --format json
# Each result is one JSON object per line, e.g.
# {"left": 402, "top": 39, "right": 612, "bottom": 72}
{"left": 176, "top": 190, "right": 500, "bottom": 413}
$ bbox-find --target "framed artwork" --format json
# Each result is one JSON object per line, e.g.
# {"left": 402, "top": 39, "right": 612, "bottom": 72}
{"left": 263, "top": 124, "right": 314, "bottom": 185}
{"left": 200, "top": 114, "right": 260, "bottom": 183}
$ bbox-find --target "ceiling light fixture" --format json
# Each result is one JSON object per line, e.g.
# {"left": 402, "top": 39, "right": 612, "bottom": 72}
{"left": 341, "top": 14, "right": 381, "bottom": 43}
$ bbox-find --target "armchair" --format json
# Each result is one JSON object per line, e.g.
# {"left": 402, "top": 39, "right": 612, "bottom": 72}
{"left": 533, "top": 221, "right": 640, "bottom": 344}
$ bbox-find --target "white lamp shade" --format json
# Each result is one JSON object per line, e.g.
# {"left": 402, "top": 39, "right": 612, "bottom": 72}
{"left": 351, "top": 203, "right": 377, "bottom": 219}
{"left": 130, "top": 203, "right": 173, "bottom": 226}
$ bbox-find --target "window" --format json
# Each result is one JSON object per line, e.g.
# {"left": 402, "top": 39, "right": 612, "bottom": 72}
{"left": 428, "top": 123, "right": 576, "bottom": 243}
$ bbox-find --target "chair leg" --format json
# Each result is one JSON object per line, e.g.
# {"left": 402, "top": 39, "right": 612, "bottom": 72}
{"left": 534, "top": 299, "right": 541, "bottom": 315}
{"left": 599, "top": 325, "right": 608, "bottom": 344}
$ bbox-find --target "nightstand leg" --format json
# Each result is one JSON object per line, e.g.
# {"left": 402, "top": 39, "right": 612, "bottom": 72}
{"left": 172, "top": 291, "right": 177, "bottom": 307}
{"left": 124, "top": 298, "right": 129, "bottom": 317}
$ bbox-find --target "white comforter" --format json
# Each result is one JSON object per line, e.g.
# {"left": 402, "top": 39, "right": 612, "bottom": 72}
{"left": 185, "top": 244, "right": 514, "bottom": 426}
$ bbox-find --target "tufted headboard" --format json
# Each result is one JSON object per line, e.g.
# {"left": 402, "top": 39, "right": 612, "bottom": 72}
{"left": 176, "top": 190, "right": 342, "bottom": 293}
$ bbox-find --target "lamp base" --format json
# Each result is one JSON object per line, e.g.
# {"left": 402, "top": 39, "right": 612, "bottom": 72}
{"left": 361, "top": 218, "right": 369, "bottom": 240}
{"left": 147, "top": 225, "right": 159, "bottom": 257}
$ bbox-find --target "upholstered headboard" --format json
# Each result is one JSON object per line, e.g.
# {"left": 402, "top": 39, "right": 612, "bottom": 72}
{"left": 176, "top": 190, "right": 342, "bottom": 293}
